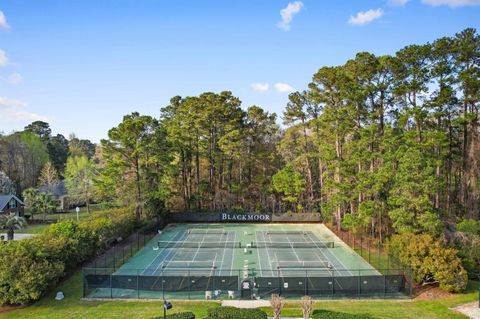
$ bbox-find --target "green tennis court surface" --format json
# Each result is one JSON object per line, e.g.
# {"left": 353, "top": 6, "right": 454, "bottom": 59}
{"left": 84, "top": 223, "right": 410, "bottom": 300}
{"left": 116, "top": 224, "right": 375, "bottom": 277}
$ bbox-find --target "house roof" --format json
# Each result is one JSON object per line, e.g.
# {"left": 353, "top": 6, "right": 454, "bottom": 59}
{"left": 0, "top": 195, "right": 26, "bottom": 211}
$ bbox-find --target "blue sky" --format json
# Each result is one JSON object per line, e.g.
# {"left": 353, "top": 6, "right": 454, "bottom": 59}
{"left": 0, "top": 0, "right": 479, "bottom": 142}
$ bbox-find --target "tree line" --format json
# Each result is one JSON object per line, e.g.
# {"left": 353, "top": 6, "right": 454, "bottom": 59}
{"left": 0, "top": 28, "right": 478, "bottom": 240}
{"left": 0, "top": 121, "right": 97, "bottom": 218}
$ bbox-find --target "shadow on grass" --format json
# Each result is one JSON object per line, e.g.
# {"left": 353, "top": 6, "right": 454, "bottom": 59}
{"left": 312, "top": 309, "right": 375, "bottom": 319}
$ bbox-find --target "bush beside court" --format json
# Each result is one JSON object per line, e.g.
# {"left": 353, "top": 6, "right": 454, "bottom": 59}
{"left": 152, "top": 312, "right": 196, "bottom": 319}
{"left": 0, "top": 208, "right": 136, "bottom": 305}
{"left": 204, "top": 306, "right": 267, "bottom": 319}
{"left": 387, "top": 233, "right": 468, "bottom": 292}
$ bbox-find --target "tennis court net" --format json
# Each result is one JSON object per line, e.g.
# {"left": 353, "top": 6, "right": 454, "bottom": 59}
{"left": 252, "top": 241, "right": 335, "bottom": 249}
{"left": 188, "top": 229, "right": 227, "bottom": 235}
{"left": 162, "top": 260, "right": 217, "bottom": 269}
{"left": 274, "top": 260, "right": 332, "bottom": 269}
{"left": 157, "top": 240, "right": 242, "bottom": 249}
{"left": 265, "top": 231, "right": 307, "bottom": 235}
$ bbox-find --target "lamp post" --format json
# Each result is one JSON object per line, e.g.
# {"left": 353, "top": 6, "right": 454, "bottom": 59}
{"left": 75, "top": 207, "right": 80, "bottom": 221}
{"left": 163, "top": 299, "right": 172, "bottom": 319}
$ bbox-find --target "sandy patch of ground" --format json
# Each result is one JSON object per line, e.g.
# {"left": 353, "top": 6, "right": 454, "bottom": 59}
{"left": 451, "top": 301, "right": 480, "bottom": 319}
{"left": 415, "top": 287, "right": 453, "bottom": 300}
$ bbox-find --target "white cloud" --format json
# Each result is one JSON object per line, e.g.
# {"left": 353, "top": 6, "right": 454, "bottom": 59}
{"left": 388, "top": 0, "right": 410, "bottom": 5}
{"left": 7, "top": 72, "right": 22, "bottom": 85}
{"left": 277, "top": 1, "right": 304, "bottom": 31}
{"left": 0, "top": 50, "right": 7, "bottom": 67}
{"left": 0, "top": 97, "right": 48, "bottom": 122}
{"left": 0, "top": 11, "right": 9, "bottom": 30}
{"left": 274, "top": 82, "right": 295, "bottom": 93}
{"left": 421, "top": 0, "right": 480, "bottom": 6}
{"left": 251, "top": 82, "right": 269, "bottom": 93}
{"left": 348, "top": 8, "right": 384, "bottom": 26}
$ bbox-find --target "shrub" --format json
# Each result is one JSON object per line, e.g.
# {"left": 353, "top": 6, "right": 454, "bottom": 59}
{"left": 457, "top": 219, "right": 480, "bottom": 236}
{"left": 0, "top": 237, "right": 65, "bottom": 305}
{"left": 205, "top": 306, "right": 267, "bottom": 319}
{"left": 387, "top": 233, "right": 468, "bottom": 292}
{"left": 0, "top": 208, "right": 137, "bottom": 305}
{"left": 152, "top": 312, "right": 195, "bottom": 319}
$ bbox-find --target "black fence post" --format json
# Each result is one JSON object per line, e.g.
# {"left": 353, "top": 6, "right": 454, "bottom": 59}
{"left": 82, "top": 268, "right": 85, "bottom": 298}
{"left": 331, "top": 269, "right": 334, "bottom": 298}
{"left": 358, "top": 270, "right": 361, "bottom": 298}
{"left": 368, "top": 239, "right": 371, "bottom": 264}
{"left": 162, "top": 269, "right": 165, "bottom": 300}
{"left": 137, "top": 269, "right": 140, "bottom": 299}
{"left": 278, "top": 269, "right": 282, "bottom": 296}
{"left": 188, "top": 270, "right": 191, "bottom": 300}
{"left": 213, "top": 267, "right": 216, "bottom": 300}
{"left": 384, "top": 269, "right": 387, "bottom": 297}
{"left": 304, "top": 270, "right": 308, "bottom": 296}
{"left": 110, "top": 274, "right": 113, "bottom": 299}
{"left": 378, "top": 245, "right": 381, "bottom": 270}
{"left": 360, "top": 237, "right": 363, "bottom": 257}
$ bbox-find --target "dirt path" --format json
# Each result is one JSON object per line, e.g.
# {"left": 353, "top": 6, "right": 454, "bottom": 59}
{"left": 451, "top": 302, "right": 480, "bottom": 319}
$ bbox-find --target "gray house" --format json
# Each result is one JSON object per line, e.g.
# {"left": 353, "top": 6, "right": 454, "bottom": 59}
{"left": 0, "top": 195, "right": 26, "bottom": 216}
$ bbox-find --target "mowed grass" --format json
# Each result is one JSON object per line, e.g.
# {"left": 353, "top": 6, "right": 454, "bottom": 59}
{"left": 0, "top": 269, "right": 478, "bottom": 319}
{"left": 17, "top": 205, "right": 118, "bottom": 235}
{"left": 0, "top": 271, "right": 220, "bottom": 319}
{"left": 14, "top": 224, "right": 50, "bottom": 234}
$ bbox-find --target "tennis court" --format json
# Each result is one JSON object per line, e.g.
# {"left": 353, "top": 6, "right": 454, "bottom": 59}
{"left": 84, "top": 223, "right": 409, "bottom": 299}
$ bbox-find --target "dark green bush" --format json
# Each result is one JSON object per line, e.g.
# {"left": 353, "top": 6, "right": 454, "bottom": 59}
{"left": 312, "top": 310, "right": 373, "bottom": 319}
{"left": 152, "top": 312, "right": 195, "bottom": 319}
{"left": 0, "top": 235, "right": 65, "bottom": 304}
{"left": 0, "top": 208, "right": 136, "bottom": 305}
{"left": 205, "top": 306, "right": 267, "bottom": 319}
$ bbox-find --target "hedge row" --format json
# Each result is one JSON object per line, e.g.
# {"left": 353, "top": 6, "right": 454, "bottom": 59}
{"left": 0, "top": 208, "right": 136, "bottom": 305}
{"left": 152, "top": 312, "right": 195, "bottom": 319}
{"left": 204, "top": 307, "right": 267, "bottom": 319}
{"left": 150, "top": 307, "right": 373, "bottom": 319}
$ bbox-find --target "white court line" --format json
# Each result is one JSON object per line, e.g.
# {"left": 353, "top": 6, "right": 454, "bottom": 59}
{"left": 256, "top": 231, "right": 263, "bottom": 277}
{"left": 260, "top": 231, "right": 276, "bottom": 277}
{"left": 306, "top": 232, "right": 353, "bottom": 276}
{"left": 219, "top": 237, "right": 228, "bottom": 273}
{"left": 189, "top": 236, "right": 205, "bottom": 263}
{"left": 218, "top": 230, "right": 232, "bottom": 275}
{"left": 150, "top": 230, "right": 191, "bottom": 275}
{"left": 142, "top": 231, "right": 180, "bottom": 275}
{"left": 287, "top": 235, "right": 302, "bottom": 262}
{"left": 229, "top": 230, "right": 236, "bottom": 276}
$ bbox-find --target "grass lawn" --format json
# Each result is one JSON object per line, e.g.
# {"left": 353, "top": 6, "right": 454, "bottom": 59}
{"left": 0, "top": 269, "right": 477, "bottom": 319}
{"left": 18, "top": 205, "right": 118, "bottom": 235}
{"left": 14, "top": 224, "right": 49, "bottom": 234}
